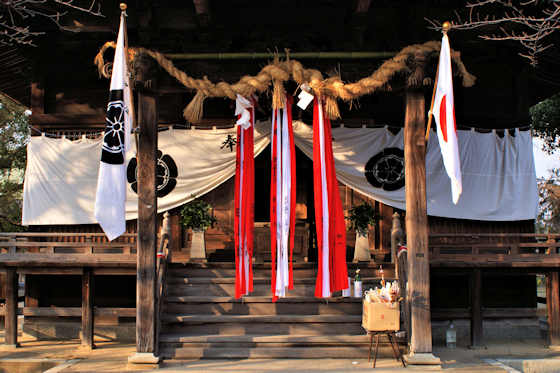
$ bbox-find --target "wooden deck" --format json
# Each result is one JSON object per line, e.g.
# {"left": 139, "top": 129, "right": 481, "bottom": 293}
{"left": 0, "top": 231, "right": 559, "bottom": 351}
{"left": 0, "top": 232, "right": 139, "bottom": 349}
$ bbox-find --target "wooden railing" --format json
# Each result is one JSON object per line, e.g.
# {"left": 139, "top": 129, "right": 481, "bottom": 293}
{"left": 429, "top": 233, "right": 560, "bottom": 267}
{"left": 430, "top": 233, "right": 560, "bottom": 255}
{"left": 0, "top": 232, "right": 137, "bottom": 256}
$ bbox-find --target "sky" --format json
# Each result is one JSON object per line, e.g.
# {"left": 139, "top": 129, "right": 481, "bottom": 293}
{"left": 533, "top": 137, "right": 559, "bottom": 179}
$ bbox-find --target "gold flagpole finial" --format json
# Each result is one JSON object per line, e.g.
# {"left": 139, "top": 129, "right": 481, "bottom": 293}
{"left": 120, "top": 3, "right": 127, "bottom": 11}
{"left": 442, "top": 21, "right": 451, "bottom": 35}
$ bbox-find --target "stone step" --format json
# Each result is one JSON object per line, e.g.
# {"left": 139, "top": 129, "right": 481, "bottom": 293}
{"left": 165, "top": 296, "right": 362, "bottom": 303}
{"left": 168, "top": 262, "right": 394, "bottom": 279}
{"left": 165, "top": 280, "right": 382, "bottom": 297}
{"left": 164, "top": 298, "right": 362, "bottom": 315}
{"left": 166, "top": 276, "right": 386, "bottom": 285}
{"left": 159, "top": 346, "right": 398, "bottom": 359}
{"left": 162, "top": 314, "right": 362, "bottom": 323}
{"left": 159, "top": 333, "right": 373, "bottom": 345}
{"left": 161, "top": 316, "right": 366, "bottom": 335}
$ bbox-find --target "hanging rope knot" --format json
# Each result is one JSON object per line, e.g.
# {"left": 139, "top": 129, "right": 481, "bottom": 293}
{"left": 93, "top": 40, "right": 476, "bottom": 122}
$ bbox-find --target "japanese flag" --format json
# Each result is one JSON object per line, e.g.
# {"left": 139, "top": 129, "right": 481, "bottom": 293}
{"left": 432, "top": 34, "right": 462, "bottom": 204}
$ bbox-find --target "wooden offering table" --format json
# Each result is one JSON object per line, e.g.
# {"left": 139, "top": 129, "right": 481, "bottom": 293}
{"left": 367, "top": 330, "right": 406, "bottom": 368}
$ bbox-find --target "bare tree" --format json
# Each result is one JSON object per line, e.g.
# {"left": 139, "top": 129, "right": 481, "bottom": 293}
{"left": 426, "top": 0, "right": 560, "bottom": 66}
{"left": 0, "top": 0, "right": 103, "bottom": 47}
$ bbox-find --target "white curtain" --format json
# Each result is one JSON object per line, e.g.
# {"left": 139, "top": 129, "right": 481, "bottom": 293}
{"left": 23, "top": 123, "right": 271, "bottom": 225}
{"left": 22, "top": 121, "right": 537, "bottom": 225}
{"left": 292, "top": 121, "right": 537, "bottom": 221}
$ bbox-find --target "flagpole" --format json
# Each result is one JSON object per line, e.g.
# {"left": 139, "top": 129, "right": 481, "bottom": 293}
{"left": 425, "top": 21, "right": 451, "bottom": 141}
{"left": 120, "top": 3, "right": 138, "bottom": 153}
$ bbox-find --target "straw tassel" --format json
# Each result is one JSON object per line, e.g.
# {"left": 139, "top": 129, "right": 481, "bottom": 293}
{"left": 184, "top": 90, "right": 207, "bottom": 123}
{"left": 324, "top": 95, "right": 340, "bottom": 120}
{"left": 272, "top": 79, "right": 286, "bottom": 110}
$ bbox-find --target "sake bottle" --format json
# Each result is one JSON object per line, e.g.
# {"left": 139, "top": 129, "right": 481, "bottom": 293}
{"left": 342, "top": 276, "right": 351, "bottom": 297}
{"left": 446, "top": 321, "right": 456, "bottom": 349}
{"left": 353, "top": 269, "right": 362, "bottom": 298}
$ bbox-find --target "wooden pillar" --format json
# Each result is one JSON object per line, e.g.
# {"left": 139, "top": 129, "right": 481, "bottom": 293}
{"left": 379, "top": 204, "right": 393, "bottom": 253}
{"left": 25, "top": 276, "right": 39, "bottom": 308}
{"left": 470, "top": 268, "right": 484, "bottom": 348}
{"left": 132, "top": 55, "right": 160, "bottom": 363}
{"left": 81, "top": 267, "right": 94, "bottom": 349}
{"left": 404, "top": 90, "right": 437, "bottom": 362}
{"left": 170, "top": 214, "right": 181, "bottom": 253}
{"left": 547, "top": 271, "right": 560, "bottom": 347}
{"left": 4, "top": 268, "right": 18, "bottom": 347}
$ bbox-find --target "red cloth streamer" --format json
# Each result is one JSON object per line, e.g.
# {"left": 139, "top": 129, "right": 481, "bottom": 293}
{"left": 234, "top": 106, "right": 255, "bottom": 299}
{"left": 270, "top": 95, "right": 296, "bottom": 301}
{"left": 312, "top": 98, "right": 348, "bottom": 298}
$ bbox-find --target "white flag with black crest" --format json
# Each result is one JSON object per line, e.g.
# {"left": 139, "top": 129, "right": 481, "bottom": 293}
{"left": 94, "top": 13, "right": 132, "bottom": 241}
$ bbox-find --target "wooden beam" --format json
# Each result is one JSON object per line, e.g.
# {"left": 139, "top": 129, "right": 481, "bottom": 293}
{"left": 135, "top": 56, "right": 158, "bottom": 355}
{"left": 0, "top": 254, "right": 137, "bottom": 268}
{"left": 431, "top": 254, "right": 560, "bottom": 268}
{"left": 470, "top": 268, "right": 484, "bottom": 348}
{"left": 547, "top": 271, "right": 560, "bottom": 347}
{"left": 30, "top": 113, "right": 105, "bottom": 126}
{"left": 431, "top": 307, "right": 537, "bottom": 320}
{"left": 404, "top": 90, "right": 432, "bottom": 354}
{"left": 81, "top": 267, "right": 94, "bottom": 349}
{"left": 4, "top": 268, "right": 18, "bottom": 347}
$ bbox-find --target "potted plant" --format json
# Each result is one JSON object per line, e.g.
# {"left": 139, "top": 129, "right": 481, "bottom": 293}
{"left": 347, "top": 202, "right": 378, "bottom": 262}
{"left": 180, "top": 199, "right": 217, "bottom": 260}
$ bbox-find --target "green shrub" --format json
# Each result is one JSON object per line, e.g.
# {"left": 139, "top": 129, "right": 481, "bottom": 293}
{"left": 346, "top": 202, "right": 378, "bottom": 236}
{"left": 180, "top": 199, "right": 217, "bottom": 231}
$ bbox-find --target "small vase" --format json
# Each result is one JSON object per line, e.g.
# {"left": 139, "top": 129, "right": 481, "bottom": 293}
{"left": 190, "top": 229, "right": 206, "bottom": 260}
{"left": 353, "top": 231, "right": 371, "bottom": 262}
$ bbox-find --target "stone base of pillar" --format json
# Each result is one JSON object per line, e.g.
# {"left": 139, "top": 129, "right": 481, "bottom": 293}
{"left": 548, "top": 344, "right": 560, "bottom": 352}
{"left": 127, "top": 352, "right": 161, "bottom": 365}
{"left": 0, "top": 344, "right": 19, "bottom": 351}
{"left": 404, "top": 352, "right": 441, "bottom": 368}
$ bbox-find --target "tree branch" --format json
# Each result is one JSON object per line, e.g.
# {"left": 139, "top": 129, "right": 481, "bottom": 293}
{"left": 0, "top": 0, "right": 104, "bottom": 46}
{"left": 426, "top": 0, "right": 560, "bottom": 65}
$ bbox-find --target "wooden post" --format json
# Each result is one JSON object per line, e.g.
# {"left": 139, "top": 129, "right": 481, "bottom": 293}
{"left": 4, "top": 268, "right": 18, "bottom": 347}
{"left": 379, "top": 204, "right": 393, "bottom": 255}
{"left": 547, "top": 271, "right": 560, "bottom": 348}
{"left": 81, "top": 267, "right": 94, "bottom": 349}
{"left": 25, "top": 276, "right": 39, "bottom": 308}
{"left": 470, "top": 268, "right": 484, "bottom": 348}
{"left": 403, "top": 90, "right": 439, "bottom": 365}
{"left": 128, "top": 54, "right": 161, "bottom": 365}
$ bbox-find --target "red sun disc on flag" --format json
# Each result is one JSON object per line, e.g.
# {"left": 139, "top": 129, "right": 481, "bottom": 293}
{"left": 440, "top": 95, "right": 448, "bottom": 143}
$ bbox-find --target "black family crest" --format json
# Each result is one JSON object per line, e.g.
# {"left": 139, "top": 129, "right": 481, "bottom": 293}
{"left": 101, "top": 90, "right": 126, "bottom": 164}
{"left": 127, "top": 150, "right": 178, "bottom": 197}
{"left": 364, "top": 148, "right": 405, "bottom": 191}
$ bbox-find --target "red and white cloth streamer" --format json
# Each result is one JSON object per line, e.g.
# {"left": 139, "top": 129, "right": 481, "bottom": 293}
{"left": 234, "top": 94, "right": 255, "bottom": 298}
{"left": 270, "top": 95, "right": 296, "bottom": 301}
{"left": 312, "top": 98, "right": 348, "bottom": 298}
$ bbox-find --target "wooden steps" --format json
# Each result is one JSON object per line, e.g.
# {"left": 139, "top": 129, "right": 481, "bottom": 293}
{"left": 159, "top": 262, "right": 401, "bottom": 360}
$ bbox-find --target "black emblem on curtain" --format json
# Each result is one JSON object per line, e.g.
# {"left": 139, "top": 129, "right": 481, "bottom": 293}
{"left": 127, "top": 150, "right": 178, "bottom": 197}
{"left": 364, "top": 148, "right": 405, "bottom": 191}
